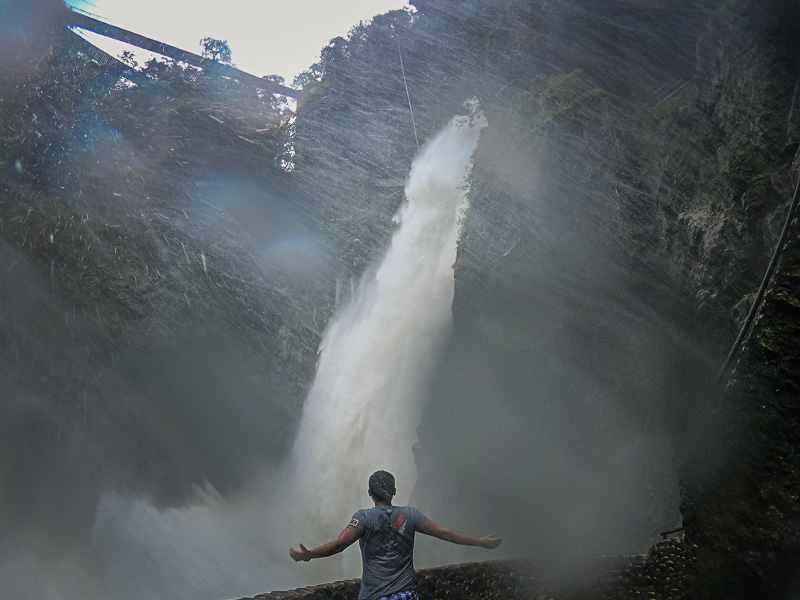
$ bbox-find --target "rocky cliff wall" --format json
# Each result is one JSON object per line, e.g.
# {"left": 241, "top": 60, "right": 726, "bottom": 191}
{"left": 410, "top": 0, "right": 798, "bottom": 567}
{"left": 407, "top": 0, "right": 800, "bottom": 594}
{"left": 681, "top": 197, "right": 800, "bottom": 598}
{"left": 0, "top": 7, "right": 322, "bottom": 539}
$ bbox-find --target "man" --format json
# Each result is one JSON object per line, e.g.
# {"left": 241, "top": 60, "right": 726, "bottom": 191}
{"left": 289, "top": 470, "right": 502, "bottom": 600}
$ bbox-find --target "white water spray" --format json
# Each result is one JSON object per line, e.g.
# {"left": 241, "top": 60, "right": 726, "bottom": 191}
{"left": 281, "top": 110, "right": 485, "bottom": 582}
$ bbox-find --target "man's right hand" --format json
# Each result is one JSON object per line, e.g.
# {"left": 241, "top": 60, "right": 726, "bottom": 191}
{"left": 479, "top": 534, "right": 502, "bottom": 549}
{"left": 289, "top": 543, "right": 312, "bottom": 562}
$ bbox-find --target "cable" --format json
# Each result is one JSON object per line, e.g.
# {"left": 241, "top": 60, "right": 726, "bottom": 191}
{"left": 397, "top": 39, "right": 420, "bottom": 153}
{"left": 717, "top": 168, "right": 800, "bottom": 383}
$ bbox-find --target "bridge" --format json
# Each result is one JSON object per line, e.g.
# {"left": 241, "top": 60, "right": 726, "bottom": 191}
{"left": 65, "top": 8, "right": 304, "bottom": 99}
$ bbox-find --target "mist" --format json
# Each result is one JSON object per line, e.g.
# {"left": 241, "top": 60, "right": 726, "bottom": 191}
{"left": 411, "top": 254, "right": 715, "bottom": 567}
{"left": 1, "top": 0, "right": 783, "bottom": 598}
{"left": 0, "top": 235, "right": 305, "bottom": 598}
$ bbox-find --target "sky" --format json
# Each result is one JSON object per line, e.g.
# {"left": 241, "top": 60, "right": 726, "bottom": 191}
{"left": 65, "top": 0, "right": 410, "bottom": 85}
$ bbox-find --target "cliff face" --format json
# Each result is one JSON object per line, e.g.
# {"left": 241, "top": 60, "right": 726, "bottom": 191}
{"left": 0, "top": 8, "right": 322, "bottom": 539}
{"left": 681, "top": 205, "right": 800, "bottom": 599}
{"left": 409, "top": 0, "right": 799, "bottom": 572}
{"left": 424, "top": 0, "right": 800, "bottom": 594}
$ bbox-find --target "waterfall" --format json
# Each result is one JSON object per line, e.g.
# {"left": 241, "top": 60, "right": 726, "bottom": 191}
{"left": 281, "top": 110, "right": 485, "bottom": 582}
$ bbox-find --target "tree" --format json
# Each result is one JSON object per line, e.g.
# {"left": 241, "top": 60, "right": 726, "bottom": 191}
{"left": 119, "top": 50, "right": 138, "bottom": 69}
{"left": 293, "top": 65, "right": 322, "bottom": 90}
{"left": 200, "top": 37, "right": 232, "bottom": 64}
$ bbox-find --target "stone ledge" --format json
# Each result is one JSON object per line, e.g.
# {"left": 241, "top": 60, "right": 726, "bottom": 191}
{"left": 238, "top": 537, "right": 690, "bottom": 600}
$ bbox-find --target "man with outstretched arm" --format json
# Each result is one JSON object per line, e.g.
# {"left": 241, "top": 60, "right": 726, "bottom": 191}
{"left": 289, "top": 470, "right": 501, "bottom": 600}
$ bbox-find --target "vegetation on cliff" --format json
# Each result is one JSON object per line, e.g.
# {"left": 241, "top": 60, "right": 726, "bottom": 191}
{"left": 0, "top": 9, "right": 313, "bottom": 531}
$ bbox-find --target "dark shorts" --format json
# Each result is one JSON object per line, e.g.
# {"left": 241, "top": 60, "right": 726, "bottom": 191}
{"left": 377, "top": 591, "right": 419, "bottom": 600}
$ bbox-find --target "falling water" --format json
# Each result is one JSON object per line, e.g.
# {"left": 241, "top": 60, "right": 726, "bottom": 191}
{"left": 280, "top": 109, "right": 486, "bottom": 582}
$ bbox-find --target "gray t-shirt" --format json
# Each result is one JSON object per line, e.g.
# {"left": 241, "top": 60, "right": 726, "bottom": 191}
{"left": 347, "top": 505, "right": 427, "bottom": 600}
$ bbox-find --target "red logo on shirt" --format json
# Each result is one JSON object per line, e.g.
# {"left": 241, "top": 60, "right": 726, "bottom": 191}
{"left": 350, "top": 518, "right": 359, "bottom": 527}
{"left": 393, "top": 513, "right": 407, "bottom": 534}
